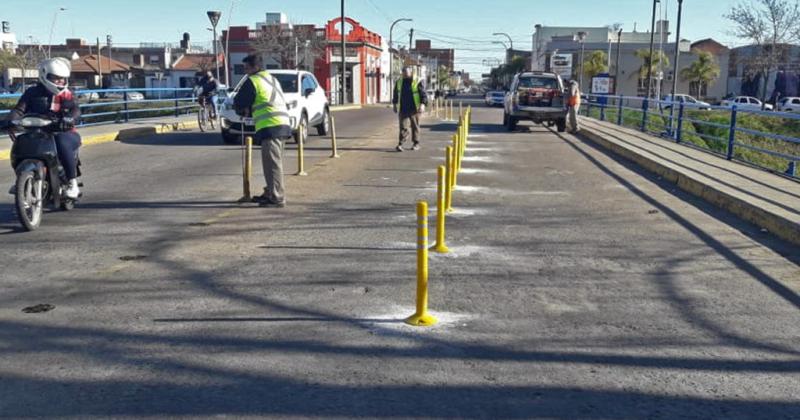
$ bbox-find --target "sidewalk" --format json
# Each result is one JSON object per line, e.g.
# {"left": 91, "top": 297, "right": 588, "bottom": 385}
{"left": 579, "top": 117, "right": 800, "bottom": 246}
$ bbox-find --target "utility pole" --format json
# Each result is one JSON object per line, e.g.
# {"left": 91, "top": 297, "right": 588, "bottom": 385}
{"left": 409, "top": 28, "right": 414, "bottom": 52}
{"left": 106, "top": 35, "right": 112, "bottom": 85}
{"left": 615, "top": 28, "right": 623, "bottom": 94}
{"left": 670, "top": 0, "right": 684, "bottom": 100}
{"left": 340, "top": 0, "right": 346, "bottom": 105}
{"left": 645, "top": 0, "right": 659, "bottom": 99}
{"left": 97, "top": 37, "right": 103, "bottom": 88}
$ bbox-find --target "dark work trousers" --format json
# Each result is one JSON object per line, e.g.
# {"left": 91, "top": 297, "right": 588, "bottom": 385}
{"left": 398, "top": 112, "right": 421, "bottom": 147}
{"left": 55, "top": 131, "right": 81, "bottom": 180}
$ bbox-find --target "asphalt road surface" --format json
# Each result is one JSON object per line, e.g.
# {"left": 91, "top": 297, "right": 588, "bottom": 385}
{"left": 0, "top": 99, "right": 798, "bottom": 419}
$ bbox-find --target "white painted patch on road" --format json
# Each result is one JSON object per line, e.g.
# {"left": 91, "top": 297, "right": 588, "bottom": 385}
{"left": 456, "top": 185, "right": 570, "bottom": 197}
{"left": 461, "top": 156, "right": 496, "bottom": 163}
{"left": 459, "top": 168, "right": 497, "bottom": 175}
{"left": 363, "top": 305, "right": 474, "bottom": 334}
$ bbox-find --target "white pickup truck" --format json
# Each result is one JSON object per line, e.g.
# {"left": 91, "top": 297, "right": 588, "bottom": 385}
{"left": 218, "top": 70, "right": 330, "bottom": 144}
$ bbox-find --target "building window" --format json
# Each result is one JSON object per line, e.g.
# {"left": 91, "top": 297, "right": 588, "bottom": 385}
{"left": 149, "top": 55, "right": 160, "bottom": 64}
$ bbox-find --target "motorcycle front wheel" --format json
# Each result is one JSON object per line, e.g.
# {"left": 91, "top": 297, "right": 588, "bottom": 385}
{"left": 15, "top": 171, "right": 44, "bottom": 231}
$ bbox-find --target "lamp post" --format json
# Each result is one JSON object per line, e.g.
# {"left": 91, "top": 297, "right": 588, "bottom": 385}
{"left": 389, "top": 18, "right": 413, "bottom": 90}
{"left": 207, "top": 11, "right": 222, "bottom": 82}
{"left": 340, "top": 0, "right": 346, "bottom": 105}
{"left": 224, "top": 0, "right": 237, "bottom": 88}
{"left": 645, "top": 0, "right": 660, "bottom": 99}
{"left": 47, "top": 7, "right": 66, "bottom": 59}
{"left": 493, "top": 32, "right": 513, "bottom": 63}
{"left": 577, "top": 31, "right": 587, "bottom": 88}
{"left": 670, "top": 0, "right": 685, "bottom": 100}
{"left": 615, "top": 28, "right": 623, "bottom": 94}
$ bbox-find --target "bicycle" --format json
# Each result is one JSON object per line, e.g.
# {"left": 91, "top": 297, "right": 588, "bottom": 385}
{"left": 197, "top": 95, "right": 216, "bottom": 132}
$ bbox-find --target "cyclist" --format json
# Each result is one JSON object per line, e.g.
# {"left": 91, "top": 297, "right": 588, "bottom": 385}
{"left": 195, "top": 71, "right": 220, "bottom": 119}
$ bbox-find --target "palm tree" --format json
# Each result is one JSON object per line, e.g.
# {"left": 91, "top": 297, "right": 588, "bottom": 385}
{"left": 680, "top": 51, "right": 721, "bottom": 100}
{"left": 582, "top": 51, "right": 608, "bottom": 78}
{"left": 635, "top": 49, "right": 670, "bottom": 96}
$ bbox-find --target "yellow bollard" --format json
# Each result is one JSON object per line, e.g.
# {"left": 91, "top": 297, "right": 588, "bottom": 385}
{"left": 405, "top": 201, "right": 438, "bottom": 327}
{"left": 452, "top": 134, "right": 460, "bottom": 186}
{"left": 459, "top": 101, "right": 463, "bottom": 119}
{"left": 445, "top": 146, "right": 454, "bottom": 212}
{"left": 432, "top": 166, "right": 450, "bottom": 254}
{"left": 238, "top": 136, "right": 253, "bottom": 202}
{"left": 329, "top": 114, "right": 340, "bottom": 158}
{"left": 295, "top": 127, "right": 308, "bottom": 176}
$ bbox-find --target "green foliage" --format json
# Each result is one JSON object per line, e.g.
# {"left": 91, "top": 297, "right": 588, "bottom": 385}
{"left": 582, "top": 51, "right": 608, "bottom": 78}
{"left": 635, "top": 49, "right": 670, "bottom": 80}
{"left": 680, "top": 51, "right": 721, "bottom": 99}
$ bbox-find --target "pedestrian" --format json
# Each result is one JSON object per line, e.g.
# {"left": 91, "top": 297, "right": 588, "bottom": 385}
{"left": 567, "top": 79, "right": 581, "bottom": 134}
{"left": 234, "top": 54, "right": 292, "bottom": 208}
{"left": 393, "top": 66, "right": 428, "bottom": 152}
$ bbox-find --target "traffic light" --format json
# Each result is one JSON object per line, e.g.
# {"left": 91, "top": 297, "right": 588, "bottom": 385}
{"left": 106, "top": 35, "right": 112, "bottom": 47}
{"left": 1, "top": 21, "right": 9, "bottom": 34}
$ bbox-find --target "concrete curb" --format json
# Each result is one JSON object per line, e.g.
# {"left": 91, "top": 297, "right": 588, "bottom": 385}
{"left": 330, "top": 104, "right": 363, "bottom": 112}
{"left": 0, "top": 119, "right": 200, "bottom": 161}
{"left": 579, "top": 124, "right": 800, "bottom": 246}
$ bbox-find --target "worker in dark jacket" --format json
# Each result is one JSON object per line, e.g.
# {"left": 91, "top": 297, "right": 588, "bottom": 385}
{"left": 233, "top": 54, "right": 292, "bottom": 208}
{"left": 9, "top": 57, "right": 81, "bottom": 198}
{"left": 392, "top": 66, "right": 428, "bottom": 152}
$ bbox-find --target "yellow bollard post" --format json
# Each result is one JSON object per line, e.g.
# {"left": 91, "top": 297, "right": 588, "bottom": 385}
{"left": 452, "top": 134, "right": 460, "bottom": 186}
{"left": 459, "top": 101, "right": 463, "bottom": 119}
{"left": 445, "top": 146, "right": 454, "bottom": 212}
{"left": 295, "top": 126, "right": 308, "bottom": 176}
{"left": 329, "top": 114, "right": 340, "bottom": 158}
{"left": 405, "top": 201, "right": 438, "bottom": 327}
{"left": 432, "top": 166, "right": 450, "bottom": 254}
{"left": 238, "top": 136, "right": 253, "bottom": 202}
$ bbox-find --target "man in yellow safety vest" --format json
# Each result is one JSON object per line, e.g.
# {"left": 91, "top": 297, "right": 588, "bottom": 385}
{"left": 392, "top": 66, "right": 428, "bottom": 152}
{"left": 234, "top": 54, "right": 293, "bottom": 208}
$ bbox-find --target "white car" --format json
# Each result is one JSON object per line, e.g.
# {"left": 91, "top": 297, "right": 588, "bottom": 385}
{"left": 777, "top": 97, "right": 800, "bottom": 113}
{"left": 662, "top": 94, "right": 711, "bottom": 110}
{"left": 104, "top": 88, "right": 144, "bottom": 101}
{"left": 721, "top": 96, "right": 773, "bottom": 111}
{"left": 75, "top": 90, "right": 100, "bottom": 101}
{"left": 219, "top": 70, "right": 330, "bottom": 144}
{"left": 485, "top": 91, "right": 505, "bottom": 107}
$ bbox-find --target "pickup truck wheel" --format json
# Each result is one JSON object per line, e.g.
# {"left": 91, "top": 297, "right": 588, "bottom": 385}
{"left": 506, "top": 115, "right": 517, "bottom": 131}
{"left": 502, "top": 112, "right": 508, "bottom": 126}
{"left": 556, "top": 118, "right": 567, "bottom": 133}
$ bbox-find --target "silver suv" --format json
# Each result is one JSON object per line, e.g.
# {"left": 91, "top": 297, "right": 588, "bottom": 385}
{"left": 503, "top": 72, "right": 568, "bottom": 132}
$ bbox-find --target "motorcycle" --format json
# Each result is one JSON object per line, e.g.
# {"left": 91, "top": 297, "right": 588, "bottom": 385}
{"left": 1, "top": 114, "right": 82, "bottom": 231}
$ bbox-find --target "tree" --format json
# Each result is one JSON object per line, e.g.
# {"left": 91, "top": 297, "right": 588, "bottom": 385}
{"left": 582, "top": 51, "right": 608, "bottom": 78}
{"left": 0, "top": 46, "right": 46, "bottom": 89}
{"left": 725, "top": 0, "right": 800, "bottom": 103}
{"left": 251, "top": 24, "right": 325, "bottom": 70}
{"left": 635, "top": 49, "right": 670, "bottom": 96}
{"left": 680, "top": 51, "right": 721, "bottom": 99}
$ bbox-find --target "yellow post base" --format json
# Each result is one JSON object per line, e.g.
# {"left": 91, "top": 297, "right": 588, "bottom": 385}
{"left": 431, "top": 243, "right": 450, "bottom": 254}
{"left": 404, "top": 312, "right": 438, "bottom": 327}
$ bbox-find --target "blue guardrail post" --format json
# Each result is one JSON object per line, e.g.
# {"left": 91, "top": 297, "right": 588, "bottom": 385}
{"left": 600, "top": 98, "right": 606, "bottom": 122}
{"left": 617, "top": 95, "right": 623, "bottom": 126}
{"left": 174, "top": 89, "right": 180, "bottom": 117}
{"left": 727, "top": 105, "right": 738, "bottom": 160}
{"left": 123, "top": 91, "right": 130, "bottom": 123}
{"left": 641, "top": 98, "right": 649, "bottom": 132}
{"left": 676, "top": 102, "right": 685, "bottom": 143}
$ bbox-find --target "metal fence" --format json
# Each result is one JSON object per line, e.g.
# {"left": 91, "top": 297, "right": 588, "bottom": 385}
{"left": 581, "top": 94, "right": 800, "bottom": 180}
{"left": 0, "top": 87, "right": 200, "bottom": 128}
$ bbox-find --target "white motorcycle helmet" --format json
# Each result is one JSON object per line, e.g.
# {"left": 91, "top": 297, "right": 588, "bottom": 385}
{"left": 38, "top": 57, "right": 72, "bottom": 95}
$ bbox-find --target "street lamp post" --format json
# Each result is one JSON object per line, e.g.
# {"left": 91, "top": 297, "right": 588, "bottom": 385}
{"left": 207, "top": 11, "right": 222, "bottom": 82}
{"left": 47, "top": 7, "right": 66, "bottom": 58}
{"left": 389, "top": 18, "right": 413, "bottom": 92}
{"left": 493, "top": 32, "right": 513, "bottom": 63}
{"left": 670, "top": 0, "right": 685, "bottom": 100}
{"left": 645, "top": 0, "right": 660, "bottom": 99}
{"left": 340, "top": 0, "right": 346, "bottom": 105}
{"left": 615, "top": 28, "right": 623, "bottom": 94}
{"left": 577, "top": 31, "right": 587, "bottom": 88}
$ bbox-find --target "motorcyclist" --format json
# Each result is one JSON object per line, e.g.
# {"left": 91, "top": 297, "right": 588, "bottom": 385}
{"left": 9, "top": 57, "right": 82, "bottom": 199}
{"left": 195, "top": 71, "right": 220, "bottom": 119}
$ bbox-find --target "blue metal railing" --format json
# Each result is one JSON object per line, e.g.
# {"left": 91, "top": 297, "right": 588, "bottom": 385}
{"left": 581, "top": 93, "right": 800, "bottom": 180}
{"left": 0, "top": 87, "right": 202, "bottom": 128}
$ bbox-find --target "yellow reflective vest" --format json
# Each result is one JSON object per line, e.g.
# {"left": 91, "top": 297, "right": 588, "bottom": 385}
{"left": 395, "top": 78, "right": 421, "bottom": 111}
{"left": 250, "top": 70, "right": 291, "bottom": 131}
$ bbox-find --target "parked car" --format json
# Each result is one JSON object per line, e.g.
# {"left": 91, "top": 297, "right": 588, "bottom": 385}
{"left": 503, "top": 71, "right": 568, "bottom": 132}
{"left": 484, "top": 91, "right": 505, "bottom": 107}
{"left": 219, "top": 69, "right": 330, "bottom": 145}
{"left": 74, "top": 89, "right": 100, "bottom": 101}
{"left": 721, "top": 96, "right": 773, "bottom": 111}
{"left": 662, "top": 94, "right": 711, "bottom": 110}
{"left": 104, "top": 88, "right": 145, "bottom": 101}
{"left": 777, "top": 97, "right": 800, "bottom": 113}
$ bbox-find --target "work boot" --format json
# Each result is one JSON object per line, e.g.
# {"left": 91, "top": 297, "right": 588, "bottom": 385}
{"left": 411, "top": 143, "right": 420, "bottom": 151}
{"left": 395, "top": 145, "right": 404, "bottom": 152}
{"left": 259, "top": 199, "right": 285, "bottom": 208}
{"left": 65, "top": 179, "right": 80, "bottom": 199}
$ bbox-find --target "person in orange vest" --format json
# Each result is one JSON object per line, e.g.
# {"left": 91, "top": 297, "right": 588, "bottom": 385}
{"left": 392, "top": 66, "right": 428, "bottom": 152}
{"left": 567, "top": 79, "right": 581, "bottom": 134}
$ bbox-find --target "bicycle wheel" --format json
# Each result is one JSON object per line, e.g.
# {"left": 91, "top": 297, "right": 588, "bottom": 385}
{"left": 197, "top": 106, "right": 208, "bottom": 132}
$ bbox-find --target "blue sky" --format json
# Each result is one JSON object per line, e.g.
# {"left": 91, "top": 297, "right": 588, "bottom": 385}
{"left": 4, "top": 0, "right": 742, "bottom": 75}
